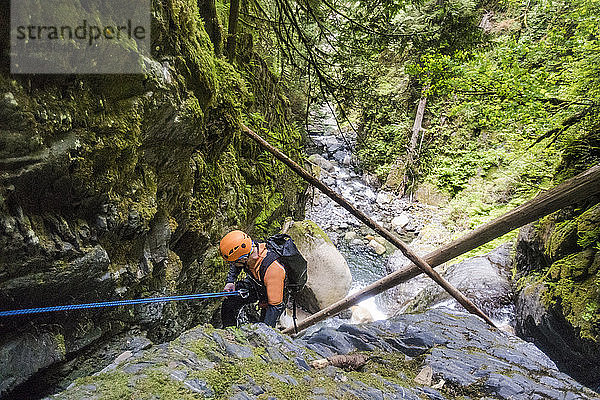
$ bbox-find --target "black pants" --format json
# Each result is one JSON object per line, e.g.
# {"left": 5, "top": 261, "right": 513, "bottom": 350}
{"left": 221, "top": 278, "right": 285, "bottom": 328}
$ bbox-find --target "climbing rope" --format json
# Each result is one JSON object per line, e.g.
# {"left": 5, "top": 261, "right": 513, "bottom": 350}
{"left": 0, "top": 290, "right": 246, "bottom": 317}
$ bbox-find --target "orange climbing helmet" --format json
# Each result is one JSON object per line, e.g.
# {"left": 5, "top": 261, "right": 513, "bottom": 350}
{"left": 219, "top": 230, "right": 253, "bottom": 262}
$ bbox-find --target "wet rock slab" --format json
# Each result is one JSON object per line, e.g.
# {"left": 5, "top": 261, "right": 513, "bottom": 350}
{"left": 46, "top": 310, "right": 599, "bottom": 400}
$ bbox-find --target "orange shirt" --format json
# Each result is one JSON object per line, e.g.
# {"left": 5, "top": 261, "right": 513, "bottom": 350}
{"left": 247, "top": 243, "right": 286, "bottom": 306}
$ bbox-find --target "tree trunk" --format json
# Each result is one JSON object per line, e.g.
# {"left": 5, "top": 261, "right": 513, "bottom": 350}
{"left": 385, "top": 92, "right": 427, "bottom": 194}
{"left": 410, "top": 95, "right": 427, "bottom": 154}
{"left": 402, "top": 94, "right": 427, "bottom": 193}
{"left": 226, "top": 0, "right": 241, "bottom": 62}
{"left": 197, "top": 0, "right": 223, "bottom": 56}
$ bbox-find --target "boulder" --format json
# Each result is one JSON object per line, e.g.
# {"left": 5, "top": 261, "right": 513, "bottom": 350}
{"left": 284, "top": 220, "right": 352, "bottom": 313}
{"left": 396, "top": 243, "right": 515, "bottom": 323}
{"left": 307, "top": 154, "right": 335, "bottom": 172}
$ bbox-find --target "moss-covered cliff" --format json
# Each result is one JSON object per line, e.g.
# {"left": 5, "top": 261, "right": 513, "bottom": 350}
{"left": 0, "top": 0, "right": 306, "bottom": 396}
{"left": 514, "top": 195, "right": 600, "bottom": 389}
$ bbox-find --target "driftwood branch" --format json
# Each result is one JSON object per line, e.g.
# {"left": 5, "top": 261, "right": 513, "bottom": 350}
{"left": 242, "top": 124, "right": 497, "bottom": 329}
{"left": 310, "top": 354, "right": 370, "bottom": 371}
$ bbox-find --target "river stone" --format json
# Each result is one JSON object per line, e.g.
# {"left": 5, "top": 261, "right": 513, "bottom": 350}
{"left": 323, "top": 176, "right": 336, "bottom": 186}
{"left": 308, "top": 154, "right": 335, "bottom": 172}
{"left": 285, "top": 220, "right": 352, "bottom": 313}
{"left": 327, "top": 142, "right": 343, "bottom": 154}
{"left": 343, "top": 231, "right": 358, "bottom": 241}
{"left": 368, "top": 239, "right": 386, "bottom": 255}
{"left": 350, "top": 305, "right": 374, "bottom": 324}
{"left": 350, "top": 238, "right": 363, "bottom": 247}
{"left": 376, "top": 191, "right": 393, "bottom": 205}
{"left": 391, "top": 214, "right": 410, "bottom": 230}
{"left": 332, "top": 150, "right": 348, "bottom": 163}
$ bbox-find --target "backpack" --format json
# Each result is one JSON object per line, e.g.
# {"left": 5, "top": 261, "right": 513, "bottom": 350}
{"left": 259, "top": 234, "right": 307, "bottom": 293}
{"left": 258, "top": 234, "right": 307, "bottom": 333}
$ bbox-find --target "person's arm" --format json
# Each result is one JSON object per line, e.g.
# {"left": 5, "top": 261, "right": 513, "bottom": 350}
{"left": 263, "top": 261, "right": 286, "bottom": 305}
{"left": 224, "top": 264, "right": 242, "bottom": 291}
{"left": 262, "top": 261, "right": 286, "bottom": 327}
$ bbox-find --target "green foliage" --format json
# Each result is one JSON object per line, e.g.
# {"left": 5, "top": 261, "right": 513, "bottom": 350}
{"left": 348, "top": 0, "right": 599, "bottom": 208}
{"left": 430, "top": 146, "right": 502, "bottom": 196}
{"left": 356, "top": 122, "right": 410, "bottom": 179}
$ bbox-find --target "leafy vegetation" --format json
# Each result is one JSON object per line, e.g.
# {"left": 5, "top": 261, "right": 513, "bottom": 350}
{"left": 211, "top": 0, "right": 600, "bottom": 352}
{"left": 319, "top": 0, "right": 600, "bottom": 236}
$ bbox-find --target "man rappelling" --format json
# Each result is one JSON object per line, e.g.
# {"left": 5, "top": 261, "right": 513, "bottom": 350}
{"left": 219, "top": 230, "right": 288, "bottom": 327}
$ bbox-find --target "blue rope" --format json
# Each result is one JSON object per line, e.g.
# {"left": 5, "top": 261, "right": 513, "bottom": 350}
{"left": 0, "top": 291, "right": 241, "bottom": 317}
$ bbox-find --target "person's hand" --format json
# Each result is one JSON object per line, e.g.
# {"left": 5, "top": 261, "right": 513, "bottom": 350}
{"left": 224, "top": 282, "right": 235, "bottom": 292}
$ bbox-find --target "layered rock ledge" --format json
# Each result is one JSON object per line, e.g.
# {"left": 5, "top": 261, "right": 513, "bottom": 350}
{"left": 48, "top": 309, "right": 599, "bottom": 400}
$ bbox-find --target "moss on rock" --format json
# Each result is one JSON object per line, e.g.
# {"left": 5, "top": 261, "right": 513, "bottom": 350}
{"left": 545, "top": 220, "right": 579, "bottom": 261}
{"left": 518, "top": 201, "right": 600, "bottom": 344}
{"left": 285, "top": 219, "right": 334, "bottom": 247}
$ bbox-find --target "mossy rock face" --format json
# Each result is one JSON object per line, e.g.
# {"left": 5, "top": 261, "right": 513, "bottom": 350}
{"left": 545, "top": 219, "right": 579, "bottom": 261}
{"left": 577, "top": 203, "right": 600, "bottom": 249}
{"left": 552, "top": 249, "right": 596, "bottom": 281}
{"left": 514, "top": 198, "right": 600, "bottom": 387}
{"left": 0, "top": 0, "right": 306, "bottom": 395}
{"left": 49, "top": 310, "right": 599, "bottom": 400}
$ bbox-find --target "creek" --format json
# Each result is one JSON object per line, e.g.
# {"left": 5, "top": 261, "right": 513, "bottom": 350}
{"left": 304, "top": 104, "right": 418, "bottom": 321}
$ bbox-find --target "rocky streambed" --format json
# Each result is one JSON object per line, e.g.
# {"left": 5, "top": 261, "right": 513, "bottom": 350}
{"left": 47, "top": 309, "right": 599, "bottom": 400}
